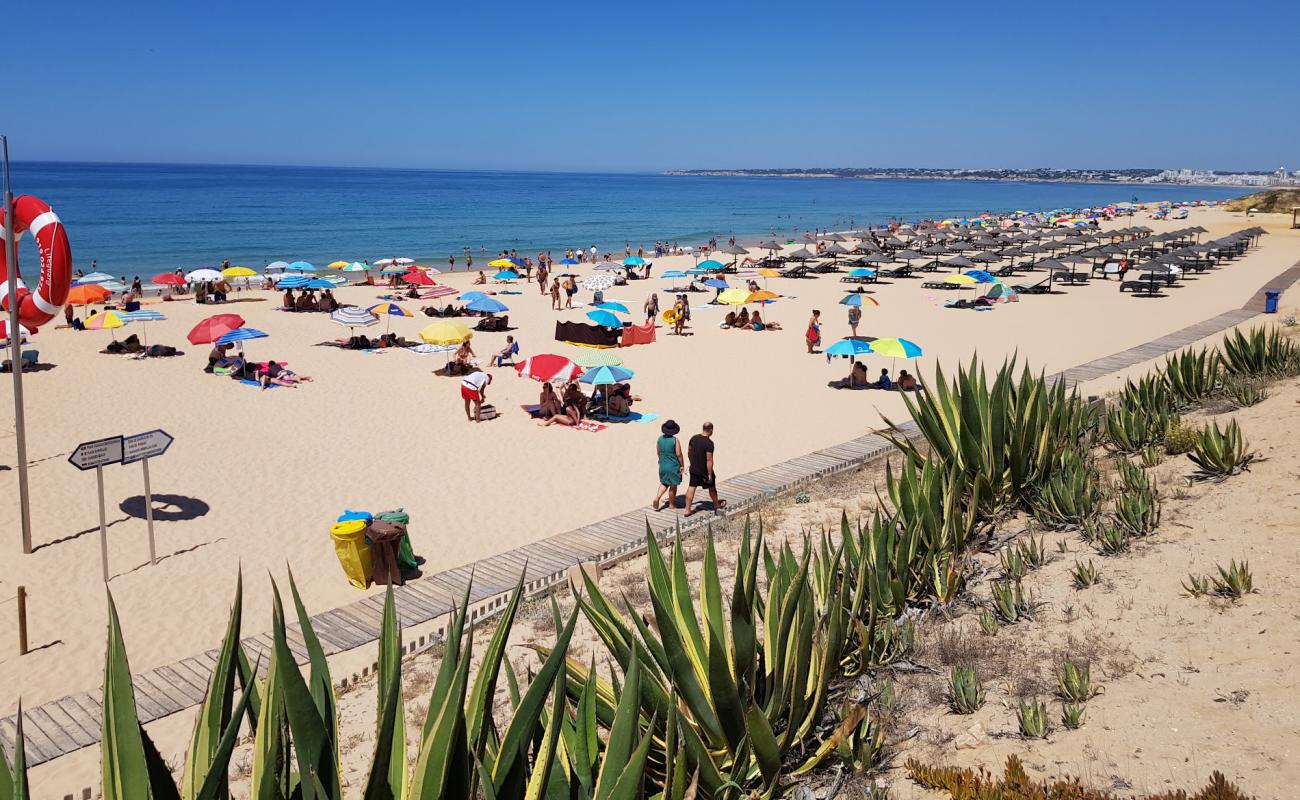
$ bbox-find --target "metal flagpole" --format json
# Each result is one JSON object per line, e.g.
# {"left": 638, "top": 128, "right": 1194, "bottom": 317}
{"left": 2, "top": 135, "right": 33, "bottom": 554}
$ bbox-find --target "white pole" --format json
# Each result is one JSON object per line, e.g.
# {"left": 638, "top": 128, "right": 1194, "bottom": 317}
{"left": 97, "top": 465, "right": 109, "bottom": 582}
{"left": 142, "top": 458, "right": 157, "bottom": 565}
{"left": 2, "top": 136, "right": 33, "bottom": 555}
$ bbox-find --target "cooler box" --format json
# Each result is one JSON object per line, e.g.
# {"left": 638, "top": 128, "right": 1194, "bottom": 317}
{"left": 330, "top": 519, "right": 372, "bottom": 589}
{"left": 375, "top": 509, "right": 419, "bottom": 572}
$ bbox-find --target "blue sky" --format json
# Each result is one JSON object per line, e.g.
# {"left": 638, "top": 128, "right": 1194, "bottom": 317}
{"left": 10, "top": 0, "right": 1298, "bottom": 172}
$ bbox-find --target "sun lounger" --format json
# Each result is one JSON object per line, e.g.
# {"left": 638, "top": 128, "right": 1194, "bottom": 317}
{"left": 877, "top": 265, "right": 914, "bottom": 279}
{"left": 921, "top": 281, "right": 961, "bottom": 290}
{"left": 840, "top": 275, "right": 877, "bottom": 284}
{"left": 1013, "top": 280, "right": 1053, "bottom": 295}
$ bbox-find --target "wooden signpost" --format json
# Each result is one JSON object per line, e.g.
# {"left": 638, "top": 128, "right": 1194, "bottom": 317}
{"left": 69, "top": 429, "right": 174, "bottom": 581}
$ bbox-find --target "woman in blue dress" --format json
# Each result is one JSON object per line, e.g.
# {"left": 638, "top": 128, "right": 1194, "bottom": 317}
{"left": 654, "top": 419, "right": 684, "bottom": 511}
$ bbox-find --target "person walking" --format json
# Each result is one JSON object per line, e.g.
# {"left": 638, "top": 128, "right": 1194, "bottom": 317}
{"left": 551, "top": 279, "right": 562, "bottom": 310}
{"left": 653, "top": 420, "right": 684, "bottom": 512}
{"left": 806, "top": 309, "right": 822, "bottom": 354}
{"left": 684, "top": 422, "right": 724, "bottom": 517}
{"left": 644, "top": 292, "right": 660, "bottom": 323}
{"left": 847, "top": 303, "right": 861, "bottom": 337}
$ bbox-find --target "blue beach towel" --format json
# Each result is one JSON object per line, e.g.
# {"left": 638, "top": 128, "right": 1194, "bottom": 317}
{"left": 238, "top": 379, "right": 279, "bottom": 389}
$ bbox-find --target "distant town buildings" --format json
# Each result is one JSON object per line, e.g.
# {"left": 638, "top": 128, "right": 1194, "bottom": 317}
{"left": 1145, "top": 168, "right": 1299, "bottom": 187}
{"left": 665, "top": 166, "right": 1297, "bottom": 188}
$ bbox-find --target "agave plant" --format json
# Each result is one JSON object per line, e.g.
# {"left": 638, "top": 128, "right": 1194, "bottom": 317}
{"left": 1060, "top": 702, "right": 1086, "bottom": 730}
{"left": 1220, "top": 325, "right": 1297, "bottom": 377}
{"left": 1016, "top": 699, "right": 1048, "bottom": 739}
{"left": 948, "top": 666, "right": 985, "bottom": 715}
{"left": 977, "top": 610, "right": 999, "bottom": 637}
{"left": 1113, "top": 482, "right": 1161, "bottom": 536}
{"left": 988, "top": 578, "right": 1033, "bottom": 624}
{"left": 1162, "top": 347, "right": 1219, "bottom": 407}
{"left": 1086, "top": 520, "right": 1130, "bottom": 556}
{"left": 1211, "top": 559, "right": 1255, "bottom": 600}
{"left": 1070, "top": 560, "right": 1100, "bottom": 589}
{"left": 1031, "top": 449, "right": 1101, "bottom": 530}
{"left": 1224, "top": 377, "right": 1269, "bottom": 408}
{"left": 1183, "top": 574, "right": 1212, "bottom": 598}
{"left": 1188, "top": 419, "right": 1256, "bottom": 481}
{"left": 1056, "top": 659, "right": 1100, "bottom": 704}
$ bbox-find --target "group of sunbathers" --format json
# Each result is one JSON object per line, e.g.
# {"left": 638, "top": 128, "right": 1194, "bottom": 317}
{"left": 831, "top": 362, "right": 919, "bottom": 391}
{"left": 341, "top": 333, "right": 411, "bottom": 350}
{"left": 205, "top": 343, "right": 312, "bottom": 388}
{"left": 720, "top": 307, "right": 781, "bottom": 331}
{"left": 282, "top": 289, "right": 339, "bottom": 313}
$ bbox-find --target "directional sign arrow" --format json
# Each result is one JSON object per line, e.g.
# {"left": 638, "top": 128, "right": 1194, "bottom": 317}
{"left": 68, "top": 436, "right": 124, "bottom": 471}
{"left": 123, "top": 429, "right": 174, "bottom": 465}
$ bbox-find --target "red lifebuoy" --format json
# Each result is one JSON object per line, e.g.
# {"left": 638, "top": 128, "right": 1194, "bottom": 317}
{"left": 1, "top": 195, "right": 73, "bottom": 337}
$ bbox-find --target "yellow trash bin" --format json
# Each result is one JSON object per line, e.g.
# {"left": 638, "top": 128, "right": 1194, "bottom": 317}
{"left": 330, "top": 520, "right": 372, "bottom": 589}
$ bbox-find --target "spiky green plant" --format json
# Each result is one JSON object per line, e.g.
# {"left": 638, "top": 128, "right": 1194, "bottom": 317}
{"left": 948, "top": 667, "right": 985, "bottom": 715}
{"left": 999, "top": 548, "right": 1027, "bottom": 581}
{"left": 0, "top": 705, "right": 30, "bottom": 799}
{"left": 1070, "top": 560, "right": 1100, "bottom": 589}
{"left": 1138, "top": 445, "right": 1164, "bottom": 468}
{"left": 1031, "top": 449, "right": 1101, "bottom": 530}
{"left": 1113, "top": 482, "right": 1161, "bottom": 536}
{"left": 1224, "top": 377, "right": 1269, "bottom": 408}
{"left": 1015, "top": 535, "right": 1048, "bottom": 569}
{"left": 1188, "top": 419, "right": 1256, "bottom": 481}
{"left": 1221, "top": 325, "right": 1297, "bottom": 377}
{"left": 989, "top": 578, "right": 1033, "bottom": 624}
{"left": 1016, "top": 699, "right": 1049, "bottom": 739}
{"left": 1087, "top": 520, "right": 1130, "bottom": 556}
{"left": 1211, "top": 559, "right": 1255, "bottom": 600}
{"left": 1060, "top": 702, "right": 1086, "bottom": 730}
{"left": 1115, "top": 458, "right": 1153, "bottom": 495}
{"left": 1056, "top": 659, "right": 1099, "bottom": 703}
{"left": 1162, "top": 347, "right": 1220, "bottom": 407}
{"left": 1182, "top": 574, "right": 1212, "bottom": 598}
{"left": 833, "top": 702, "right": 888, "bottom": 772}
{"left": 978, "top": 610, "right": 999, "bottom": 637}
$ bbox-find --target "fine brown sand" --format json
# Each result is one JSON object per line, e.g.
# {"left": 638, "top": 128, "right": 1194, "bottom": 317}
{"left": 5, "top": 207, "right": 1299, "bottom": 796}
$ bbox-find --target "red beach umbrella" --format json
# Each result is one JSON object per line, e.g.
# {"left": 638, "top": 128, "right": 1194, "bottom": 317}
{"left": 515, "top": 354, "right": 582, "bottom": 383}
{"left": 153, "top": 273, "right": 186, "bottom": 286}
{"left": 188, "top": 313, "right": 246, "bottom": 345}
{"left": 402, "top": 270, "right": 435, "bottom": 286}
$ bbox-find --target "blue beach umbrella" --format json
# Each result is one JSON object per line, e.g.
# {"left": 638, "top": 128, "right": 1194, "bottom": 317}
{"left": 509, "top": 257, "right": 526, "bottom": 268}
{"left": 304, "top": 278, "right": 336, "bottom": 289}
{"left": 622, "top": 256, "right": 646, "bottom": 266}
{"left": 660, "top": 270, "right": 687, "bottom": 279}
{"left": 459, "top": 291, "right": 488, "bottom": 302}
{"left": 560, "top": 258, "right": 578, "bottom": 265}
{"left": 121, "top": 309, "right": 167, "bottom": 346}
{"left": 686, "top": 268, "right": 711, "bottom": 276}
{"left": 848, "top": 267, "right": 876, "bottom": 278}
{"left": 585, "top": 309, "right": 624, "bottom": 328}
{"left": 215, "top": 327, "right": 268, "bottom": 353}
{"left": 493, "top": 270, "right": 520, "bottom": 280}
{"left": 275, "top": 275, "right": 311, "bottom": 288}
{"left": 593, "top": 301, "right": 630, "bottom": 313}
{"left": 579, "top": 364, "right": 635, "bottom": 385}
{"left": 467, "top": 296, "right": 509, "bottom": 314}
{"left": 696, "top": 259, "right": 725, "bottom": 271}
{"left": 703, "top": 278, "right": 728, "bottom": 289}
{"left": 825, "top": 338, "right": 874, "bottom": 358}
{"left": 839, "top": 294, "right": 864, "bottom": 307}
{"left": 963, "top": 269, "right": 996, "bottom": 284}
{"left": 287, "top": 261, "right": 317, "bottom": 273}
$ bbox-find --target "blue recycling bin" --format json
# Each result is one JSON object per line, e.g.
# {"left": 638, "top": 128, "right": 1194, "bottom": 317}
{"left": 1265, "top": 290, "right": 1280, "bottom": 314}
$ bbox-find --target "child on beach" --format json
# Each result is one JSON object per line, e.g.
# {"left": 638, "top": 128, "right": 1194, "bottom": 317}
{"left": 806, "top": 310, "right": 822, "bottom": 354}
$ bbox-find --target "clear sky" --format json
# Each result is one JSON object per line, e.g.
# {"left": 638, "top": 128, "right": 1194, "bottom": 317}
{"left": 9, "top": 0, "right": 1298, "bottom": 172}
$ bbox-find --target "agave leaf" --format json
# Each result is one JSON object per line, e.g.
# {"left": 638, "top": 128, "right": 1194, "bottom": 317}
{"left": 183, "top": 572, "right": 245, "bottom": 800}
{"left": 593, "top": 656, "right": 641, "bottom": 800}
{"left": 0, "top": 704, "right": 29, "bottom": 800}
{"left": 744, "top": 707, "right": 782, "bottom": 791}
{"left": 270, "top": 582, "right": 340, "bottom": 800}
{"left": 604, "top": 714, "right": 656, "bottom": 800}
{"left": 523, "top": 678, "right": 566, "bottom": 800}
{"left": 409, "top": 636, "right": 473, "bottom": 800}
{"left": 101, "top": 592, "right": 155, "bottom": 800}
{"left": 467, "top": 571, "right": 526, "bottom": 754}
{"left": 140, "top": 726, "right": 182, "bottom": 800}
{"left": 193, "top": 664, "right": 257, "bottom": 800}
{"left": 286, "top": 569, "right": 336, "bottom": 738}
{"left": 249, "top": 637, "right": 290, "bottom": 800}
{"left": 362, "top": 587, "right": 406, "bottom": 800}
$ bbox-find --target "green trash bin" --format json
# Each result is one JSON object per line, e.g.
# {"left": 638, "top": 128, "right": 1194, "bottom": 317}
{"left": 376, "top": 509, "right": 419, "bottom": 572}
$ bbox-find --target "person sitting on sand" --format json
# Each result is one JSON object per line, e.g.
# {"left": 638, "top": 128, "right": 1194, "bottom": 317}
{"left": 474, "top": 271, "right": 487, "bottom": 285}
{"left": 897, "top": 369, "right": 918, "bottom": 392}
{"left": 539, "top": 383, "right": 564, "bottom": 418}
{"left": 735, "top": 307, "right": 750, "bottom": 328}
{"left": 321, "top": 290, "right": 339, "bottom": 312}
{"left": 831, "top": 361, "right": 870, "bottom": 389}
{"left": 876, "top": 368, "right": 893, "bottom": 390}
{"left": 452, "top": 340, "right": 476, "bottom": 374}
{"left": 562, "top": 381, "right": 588, "bottom": 422}
{"left": 205, "top": 342, "right": 234, "bottom": 373}
{"left": 751, "top": 309, "right": 765, "bottom": 331}
{"left": 723, "top": 311, "right": 737, "bottom": 329}
{"left": 493, "top": 335, "right": 519, "bottom": 366}
{"left": 282, "top": 288, "right": 295, "bottom": 310}
{"left": 260, "top": 361, "right": 312, "bottom": 389}
{"left": 296, "top": 291, "right": 315, "bottom": 312}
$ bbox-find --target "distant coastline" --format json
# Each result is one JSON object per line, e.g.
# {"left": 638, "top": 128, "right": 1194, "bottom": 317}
{"left": 664, "top": 168, "right": 1261, "bottom": 190}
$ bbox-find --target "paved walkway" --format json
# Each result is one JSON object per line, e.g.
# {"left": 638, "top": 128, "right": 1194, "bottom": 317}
{"left": 7, "top": 254, "right": 1298, "bottom": 771}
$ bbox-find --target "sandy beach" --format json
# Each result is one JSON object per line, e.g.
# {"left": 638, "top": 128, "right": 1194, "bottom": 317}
{"left": 2, "top": 206, "right": 1298, "bottom": 784}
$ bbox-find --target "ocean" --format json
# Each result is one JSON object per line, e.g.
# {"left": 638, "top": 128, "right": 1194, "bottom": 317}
{"left": 9, "top": 162, "right": 1243, "bottom": 278}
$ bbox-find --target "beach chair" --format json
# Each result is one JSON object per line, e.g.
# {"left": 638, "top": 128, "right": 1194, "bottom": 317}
{"left": 494, "top": 340, "right": 520, "bottom": 367}
{"left": 993, "top": 265, "right": 1018, "bottom": 278}
{"left": 782, "top": 263, "right": 813, "bottom": 279}
{"left": 921, "top": 281, "right": 960, "bottom": 290}
{"left": 20, "top": 351, "right": 38, "bottom": 369}
{"left": 1013, "top": 279, "right": 1053, "bottom": 295}
{"left": 877, "top": 265, "right": 914, "bottom": 279}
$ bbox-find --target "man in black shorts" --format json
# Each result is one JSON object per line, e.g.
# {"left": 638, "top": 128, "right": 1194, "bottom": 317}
{"left": 684, "top": 422, "right": 725, "bottom": 517}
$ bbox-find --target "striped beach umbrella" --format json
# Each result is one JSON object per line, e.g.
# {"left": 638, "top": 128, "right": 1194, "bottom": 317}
{"left": 515, "top": 354, "right": 582, "bottom": 383}
{"left": 85, "top": 310, "right": 129, "bottom": 340}
{"left": 579, "top": 365, "right": 634, "bottom": 385}
{"left": 215, "top": 326, "right": 268, "bottom": 354}
{"left": 121, "top": 309, "right": 166, "bottom": 346}
{"left": 330, "top": 307, "right": 379, "bottom": 334}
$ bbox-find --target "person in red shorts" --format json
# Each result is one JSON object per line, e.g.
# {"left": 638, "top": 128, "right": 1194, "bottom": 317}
{"left": 461, "top": 368, "right": 492, "bottom": 422}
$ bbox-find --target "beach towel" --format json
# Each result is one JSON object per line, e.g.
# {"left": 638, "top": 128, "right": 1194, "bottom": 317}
{"left": 405, "top": 344, "right": 458, "bottom": 355}
{"left": 620, "top": 321, "right": 656, "bottom": 347}
{"left": 520, "top": 403, "right": 544, "bottom": 418}
{"left": 239, "top": 379, "right": 279, "bottom": 389}
{"left": 595, "top": 411, "right": 659, "bottom": 424}
{"left": 571, "top": 420, "right": 606, "bottom": 433}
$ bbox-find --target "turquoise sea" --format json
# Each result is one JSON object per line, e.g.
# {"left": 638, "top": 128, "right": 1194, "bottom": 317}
{"left": 10, "top": 162, "right": 1242, "bottom": 278}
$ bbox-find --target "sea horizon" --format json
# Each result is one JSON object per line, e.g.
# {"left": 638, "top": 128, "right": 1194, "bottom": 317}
{"left": 8, "top": 160, "right": 1244, "bottom": 278}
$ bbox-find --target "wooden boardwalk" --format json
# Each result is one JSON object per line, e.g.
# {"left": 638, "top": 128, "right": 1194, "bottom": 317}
{"left": 8, "top": 256, "right": 1299, "bottom": 776}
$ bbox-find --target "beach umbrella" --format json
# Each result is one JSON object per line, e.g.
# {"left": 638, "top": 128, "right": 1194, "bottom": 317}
{"left": 275, "top": 275, "right": 311, "bottom": 289}
{"left": 380, "top": 266, "right": 407, "bottom": 275}
{"left": 660, "top": 270, "right": 688, "bottom": 280}
{"left": 747, "top": 290, "right": 781, "bottom": 304}
{"left": 944, "top": 274, "right": 978, "bottom": 286}
{"left": 962, "top": 270, "right": 996, "bottom": 284}
{"left": 467, "top": 296, "right": 509, "bottom": 314}
{"left": 303, "top": 278, "right": 336, "bottom": 289}
{"left": 327, "top": 260, "right": 350, "bottom": 269}
{"left": 488, "top": 258, "right": 516, "bottom": 269}
{"left": 847, "top": 267, "right": 876, "bottom": 279}
{"left": 187, "top": 313, "right": 245, "bottom": 345}
{"left": 720, "top": 244, "right": 749, "bottom": 255}
{"left": 559, "top": 258, "right": 578, "bottom": 265}
{"left": 586, "top": 309, "right": 624, "bottom": 328}
{"left": 186, "top": 268, "right": 223, "bottom": 282}
{"left": 222, "top": 266, "right": 257, "bottom": 278}
{"left": 870, "top": 337, "right": 923, "bottom": 358}
{"left": 458, "top": 291, "right": 488, "bottom": 304}
{"left": 215, "top": 327, "right": 268, "bottom": 356}
{"left": 266, "top": 261, "right": 290, "bottom": 272}
{"left": 515, "top": 354, "right": 582, "bottom": 383}
{"left": 77, "top": 272, "right": 117, "bottom": 284}
{"left": 367, "top": 302, "right": 413, "bottom": 334}
{"left": 571, "top": 349, "right": 623, "bottom": 368}
{"left": 84, "top": 310, "right": 129, "bottom": 340}
{"left": 99, "top": 281, "right": 129, "bottom": 294}
{"left": 424, "top": 285, "right": 458, "bottom": 299}
{"left": 696, "top": 259, "right": 725, "bottom": 271}
{"left": 341, "top": 262, "right": 368, "bottom": 272}
{"left": 373, "top": 258, "right": 397, "bottom": 267}
{"left": 419, "top": 321, "right": 472, "bottom": 345}
{"left": 322, "top": 275, "right": 347, "bottom": 286}
{"left": 786, "top": 248, "right": 815, "bottom": 260}
{"left": 825, "top": 338, "right": 874, "bottom": 358}
{"left": 686, "top": 268, "right": 711, "bottom": 276}
{"left": 588, "top": 261, "right": 618, "bottom": 271}
{"left": 623, "top": 256, "right": 646, "bottom": 266}
{"left": 152, "top": 273, "right": 185, "bottom": 286}
{"left": 839, "top": 293, "right": 879, "bottom": 307}
{"left": 579, "top": 364, "right": 634, "bottom": 385}
{"left": 330, "top": 307, "right": 379, "bottom": 335}
{"left": 394, "top": 257, "right": 415, "bottom": 266}
{"left": 120, "top": 309, "right": 166, "bottom": 346}
{"left": 593, "top": 301, "right": 630, "bottom": 313}
{"left": 758, "top": 268, "right": 781, "bottom": 278}
{"left": 582, "top": 274, "right": 615, "bottom": 291}
{"left": 286, "top": 261, "right": 317, "bottom": 273}
{"left": 492, "top": 270, "right": 520, "bottom": 281}
{"left": 717, "top": 288, "right": 752, "bottom": 305}
{"left": 702, "top": 278, "right": 728, "bottom": 290}
{"left": 403, "top": 270, "right": 436, "bottom": 286}
{"left": 66, "top": 284, "right": 111, "bottom": 306}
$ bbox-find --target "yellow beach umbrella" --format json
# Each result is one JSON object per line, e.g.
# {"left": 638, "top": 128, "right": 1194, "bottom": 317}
{"left": 488, "top": 258, "right": 515, "bottom": 268}
{"left": 418, "top": 321, "right": 472, "bottom": 345}
{"left": 944, "top": 274, "right": 978, "bottom": 285}
{"left": 222, "top": 266, "right": 257, "bottom": 278}
{"left": 747, "top": 290, "right": 781, "bottom": 303}
{"left": 717, "top": 288, "right": 752, "bottom": 305}
{"left": 328, "top": 260, "right": 350, "bottom": 269}
{"left": 758, "top": 268, "right": 781, "bottom": 278}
